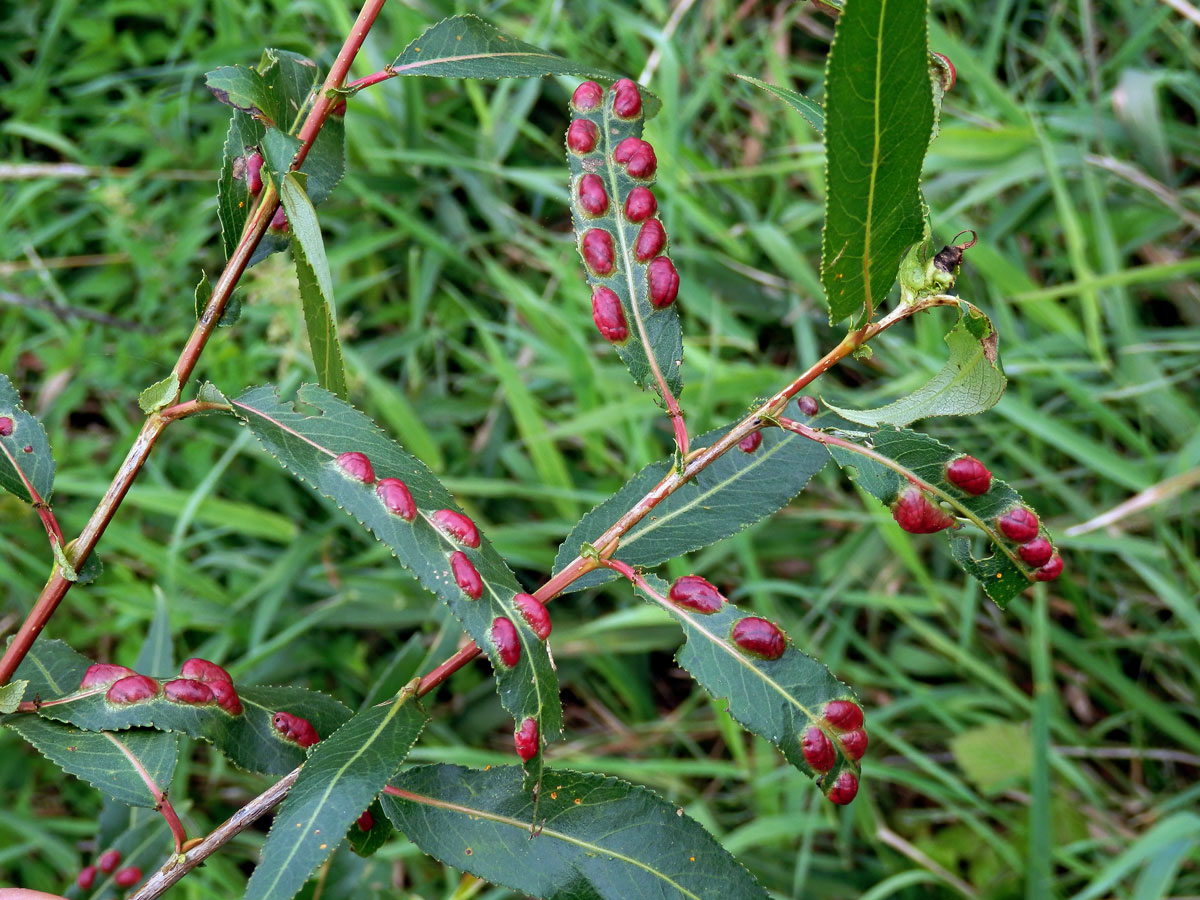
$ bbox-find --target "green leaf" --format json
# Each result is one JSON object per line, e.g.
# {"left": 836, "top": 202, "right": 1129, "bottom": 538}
{"left": 346, "top": 799, "right": 392, "bottom": 858}
{"left": 567, "top": 81, "right": 683, "bottom": 406}
{"left": 820, "top": 0, "right": 935, "bottom": 324}
{"left": 205, "top": 65, "right": 282, "bottom": 124}
{"left": 280, "top": 173, "right": 348, "bottom": 400}
{"left": 553, "top": 400, "right": 829, "bottom": 592}
{"left": 138, "top": 374, "right": 181, "bottom": 414}
{"left": 0, "top": 680, "right": 27, "bottom": 714}
{"left": 4, "top": 716, "right": 178, "bottom": 808}
{"left": 390, "top": 15, "right": 659, "bottom": 116}
{"left": 243, "top": 682, "right": 426, "bottom": 900}
{"left": 824, "top": 426, "right": 1055, "bottom": 606}
{"left": 950, "top": 720, "right": 1032, "bottom": 796}
{"left": 734, "top": 74, "right": 824, "bottom": 133}
{"left": 0, "top": 372, "right": 55, "bottom": 504}
{"left": 195, "top": 269, "right": 242, "bottom": 327}
{"left": 10, "top": 638, "right": 89, "bottom": 700}
{"left": 634, "top": 573, "right": 861, "bottom": 797}
{"left": 229, "top": 384, "right": 562, "bottom": 745}
{"left": 32, "top": 668, "right": 351, "bottom": 776}
{"left": 825, "top": 303, "right": 1006, "bottom": 426}
{"left": 382, "top": 765, "right": 768, "bottom": 900}
{"left": 213, "top": 49, "right": 345, "bottom": 266}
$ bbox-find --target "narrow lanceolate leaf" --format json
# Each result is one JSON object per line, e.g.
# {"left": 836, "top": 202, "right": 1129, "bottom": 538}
{"left": 244, "top": 682, "right": 426, "bottom": 900}
{"left": 389, "top": 15, "right": 658, "bottom": 115}
{"left": 734, "top": 74, "right": 824, "bottom": 133}
{"left": 280, "top": 173, "right": 348, "bottom": 400}
{"left": 0, "top": 373, "right": 55, "bottom": 504}
{"left": 567, "top": 80, "right": 683, "bottom": 405}
{"left": 4, "top": 716, "right": 178, "bottom": 808}
{"left": 382, "top": 765, "right": 768, "bottom": 900}
{"left": 553, "top": 399, "right": 829, "bottom": 593}
{"left": 229, "top": 384, "right": 562, "bottom": 746}
{"left": 826, "top": 303, "right": 1006, "bottom": 426}
{"left": 213, "top": 49, "right": 345, "bottom": 265}
{"left": 825, "top": 427, "right": 1057, "bottom": 606}
{"left": 22, "top": 641, "right": 350, "bottom": 775}
{"left": 636, "top": 573, "right": 861, "bottom": 800}
{"left": 820, "top": 0, "right": 934, "bottom": 324}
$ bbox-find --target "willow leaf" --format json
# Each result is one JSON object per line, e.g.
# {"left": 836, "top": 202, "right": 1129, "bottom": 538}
{"left": 0, "top": 373, "right": 55, "bottom": 505}
{"left": 826, "top": 303, "right": 1006, "bottom": 426}
{"left": 244, "top": 683, "right": 426, "bottom": 900}
{"left": 280, "top": 173, "right": 348, "bottom": 399}
{"left": 826, "top": 426, "right": 1057, "bottom": 606}
{"left": 5, "top": 716, "right": 178, "bottom": 808}
{"left": 553, "top": 399, "right": 829, "bottom": 592}
{"left": 27, "top": 647, "right": 350, "bottom": 776}
{"left": 635, "top": 573, "right": 861, "bottom": 798}
{"left": 567, "top": 80, "right": 683, "bottom": 403}
{"left": 820, "top": 0, "right": 934, "bottom": 324}
{"left": 382, "top": 765, "right": 767, "bottom": 900}
{"left": 213, "top": 49, "right": 345, "bottom": 266}
{"left": 734, "top": 74, "right": 824, "bottom": 133}
{"left": 389, "top": 15, "right": 659, "bottom": 116}
{"left": 229, "top": 383, "right": 561, "bottom": 747}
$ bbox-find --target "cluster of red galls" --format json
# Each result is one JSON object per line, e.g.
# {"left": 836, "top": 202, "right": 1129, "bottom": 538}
{"left": 667, "top": 573, "right": 867, "bottom": 805}
{"left": 567, "top": 79, "right": 680, "bottom": 344}
{"left": 81, "top": 657, "right": 243, "bottom": 716}
{"left": 334, "top": 451, "right": 554, "bottom": 763}
{"left": 891, "top": 455, "right": 1063, "bottom": 581}
{"left": 82, "top": 658, "right": 322, "bottom": 749}
{"left": 75, "top": 848, "right": 141, "bottom": 893}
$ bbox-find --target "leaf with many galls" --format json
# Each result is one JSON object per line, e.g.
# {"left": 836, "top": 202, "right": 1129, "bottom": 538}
{"left": 824, "top": 426, "right": 1062, "bottom": 606}
{"left": 566, "top": 79, "right": 685, "bottom": 409}
{"left": 0, "top": 373, "right": 55, "bottom": 506}
{"left": 15, "top": 638, "right": 351, "bottom": 775}
{"left": 382, "top": 764, "right": 769, "bottom": 900}
{"left": 227, "top": 383, "right": 562, "bottom": 756}
{"left": 554, "top": 398, "right": 829, "bottom": 593}
{"left": 632, "top": 573, "right": 865, "bottom": 804}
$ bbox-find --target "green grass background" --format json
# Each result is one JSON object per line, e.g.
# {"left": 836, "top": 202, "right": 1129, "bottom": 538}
{"left": 2, "top": 1, "right": 1198, "bottom": 897}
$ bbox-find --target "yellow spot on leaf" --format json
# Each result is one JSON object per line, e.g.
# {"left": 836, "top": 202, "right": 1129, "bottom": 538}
{"left": 550, "top": 791, "right": 557, "bottom": 799}
{"left": 573, "top": 798, "right": 581, "bottom": 805}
